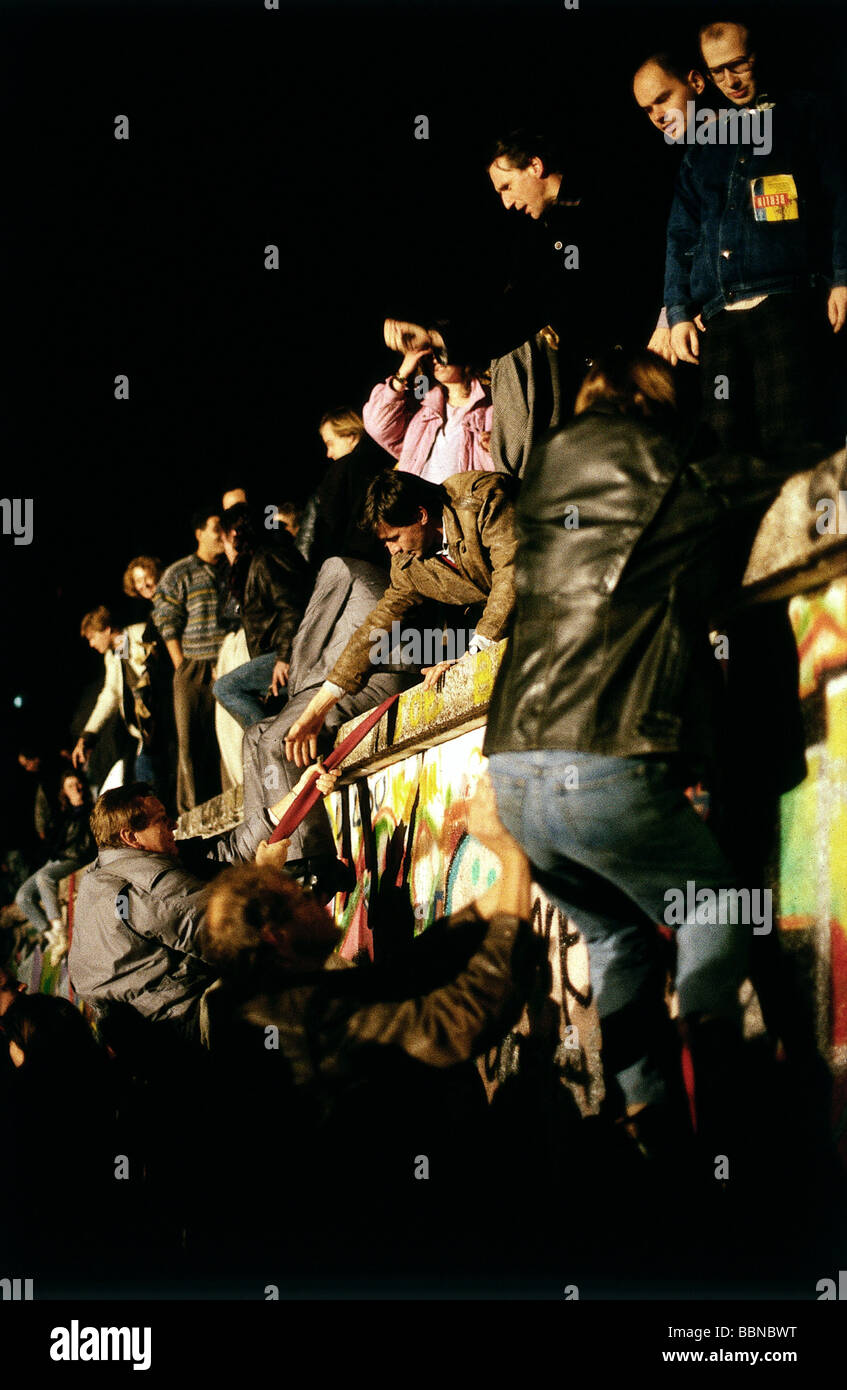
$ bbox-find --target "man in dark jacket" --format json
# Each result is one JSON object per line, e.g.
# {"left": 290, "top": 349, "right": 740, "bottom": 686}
{"left": 385, "top": 126, "right": 654, "bottom": 477}
{"left": 213, "top": 507, "right": 314, "bottom": 730}
{"left": 665, "top": 20, "right": 847, "bottom": 453}
{"left": 631, "top": 47, "right": 707, "bottom": 370}
{"left": 69, "top": 766, "right": 333, "bottom": 1040}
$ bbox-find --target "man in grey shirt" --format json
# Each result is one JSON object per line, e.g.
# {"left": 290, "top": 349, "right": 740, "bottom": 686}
{"left": 70, "top": 765, "right": 335, "bottom": 1040}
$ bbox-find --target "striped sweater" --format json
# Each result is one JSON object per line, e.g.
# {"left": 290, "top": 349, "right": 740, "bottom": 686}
{"left": 152, "top": 553, "right": 227, "bottom": 659}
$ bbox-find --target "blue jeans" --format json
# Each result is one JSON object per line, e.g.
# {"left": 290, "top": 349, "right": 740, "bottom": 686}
{"left": 213, "top": 653, "right": 279, "bottom": 730}
{"left": 15, "top": 858, "right": 79, "bottom": 935}
{"left": 488, "top": 750, "right": 747, "bottom": 1110}
{"left": 133, "top": 744, "right": 170, "bottom": 802}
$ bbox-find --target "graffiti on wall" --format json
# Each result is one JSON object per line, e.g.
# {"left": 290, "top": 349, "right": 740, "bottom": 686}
{"left": 783, "top": 580, "right": 847, "bottom": 1154}
{"left": 326, "top": 729, "right": 604, "bottom": 1113}
{"left": 790, "top": 576, "right": 847, "bottom": 700}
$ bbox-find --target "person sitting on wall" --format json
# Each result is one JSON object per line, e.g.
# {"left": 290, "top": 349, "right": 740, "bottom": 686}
{"left": 70, "top": 764, "right": 338, "bottom": 1043}
{"left": 15, "top": 771, "right": 95, "bottom": 965}
{"left": 212, "top": 503, "right": 314, "bottom": 731}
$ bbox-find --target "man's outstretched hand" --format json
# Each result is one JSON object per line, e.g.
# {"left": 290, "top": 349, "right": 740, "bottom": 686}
{"left": 284, "top": 684, "right": 340, "bottom": 768}
{"left": 467, "top": 771, "right": 524, "bottom": 859}
{"left": 421, "top": 659, "right": 458, "bottom": 691}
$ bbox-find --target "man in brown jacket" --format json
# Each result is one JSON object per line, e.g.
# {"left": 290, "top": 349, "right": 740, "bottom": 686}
{"left": 282, "top": 468, "right": 517, "bottom": 767}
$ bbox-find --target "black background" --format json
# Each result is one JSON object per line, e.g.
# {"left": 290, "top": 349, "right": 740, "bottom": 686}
{"left": 2, "top": 0, "right": 845, "bottom": 802}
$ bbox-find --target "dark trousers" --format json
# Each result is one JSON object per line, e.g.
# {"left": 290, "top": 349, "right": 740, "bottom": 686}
{"left": 173, "top": 657, "right": 222, "bottom": 815}
{"left": 699, "top": 291, "right": 825, "bottom": 456}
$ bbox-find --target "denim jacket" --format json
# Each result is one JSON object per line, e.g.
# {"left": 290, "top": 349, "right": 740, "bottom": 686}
{"left": 664, "top": 89, "right": 847, "bottom": 326}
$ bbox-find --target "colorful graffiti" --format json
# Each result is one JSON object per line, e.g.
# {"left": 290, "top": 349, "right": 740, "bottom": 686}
{"left": 780, "top": 668, "right": 847, "bottom": 1060}
{"left": 790, "top": 577, "right": 847, "bottom": 700}
{"left": 779, "top": 579, "right": 847, "bottom": 1152}
{"left": 326, "top": 729, "right": 604, "bottom": 1113}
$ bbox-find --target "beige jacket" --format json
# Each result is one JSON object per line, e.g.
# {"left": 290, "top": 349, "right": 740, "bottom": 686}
{"left": 84, "top": 623, "right": 150, "bottom": 743}
{"left": 328, "top": 472, "right": 517, "bottom": 694}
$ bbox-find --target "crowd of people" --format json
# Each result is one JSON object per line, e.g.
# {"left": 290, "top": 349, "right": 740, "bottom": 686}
{"left": 2, "top": 18, "right": 846, "bottom": 1290}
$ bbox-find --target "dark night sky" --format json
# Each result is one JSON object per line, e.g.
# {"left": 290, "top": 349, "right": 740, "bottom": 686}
{"left": 2, "top": 0, "right": 846, "bottom": 786}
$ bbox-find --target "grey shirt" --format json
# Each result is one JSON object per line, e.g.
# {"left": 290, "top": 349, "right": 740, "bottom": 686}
{"left": 69, "top": 812, "right": 273, "bottom": 1033}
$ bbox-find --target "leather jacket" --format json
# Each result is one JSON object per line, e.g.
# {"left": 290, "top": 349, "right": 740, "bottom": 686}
{"left": 242, "top": 542, "right": 313, "bottom": 662}
{"left": 484, "top": 408, "right": 801, "bottom": 768}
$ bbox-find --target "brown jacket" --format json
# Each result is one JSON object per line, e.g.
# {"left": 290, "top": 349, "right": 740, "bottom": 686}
{"left": 226, "top": 904, "right": 539, "bottom": 1082}
{"left": 327, "top": 471, "right": 517, "bottom": 694}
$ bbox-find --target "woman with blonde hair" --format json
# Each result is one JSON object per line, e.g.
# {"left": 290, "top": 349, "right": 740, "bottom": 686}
{"left": 363, "top": 327, "right": 493, "bottom": 483}
{"left": 304, "top": 407, "right": 390, "bottom": 571}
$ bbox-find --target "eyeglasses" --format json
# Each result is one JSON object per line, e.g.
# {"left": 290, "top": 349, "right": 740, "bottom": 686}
{"left": 709, "top": 55, "right": 755, "bottom": 80}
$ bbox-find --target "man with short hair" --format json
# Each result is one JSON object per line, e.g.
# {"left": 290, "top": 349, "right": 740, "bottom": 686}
{"left": 281, "top": 468, "right": 517, "bottom": 765}
{"left": 153, "top": 506, "right": 228, "bottom": 813}
{"left": 665, "top": 19, "right": 847, "bottom": 453}
{"left": 73, "top": 606, "right": 159, "bottom": 792}
{"left": 632, "top": 49, "right": 707, "bottom": 365}
{"left": 69, "top": 766, "right": 333, "bottom": 1040}
{"left": 386, "top": 128, "right": 649, "bottom": 478}
{"left": 632, "top": 50, "right": 706, "bottom": 142}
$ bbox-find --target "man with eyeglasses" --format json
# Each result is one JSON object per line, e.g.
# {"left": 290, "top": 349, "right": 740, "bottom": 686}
{"left": 664, "top": 19, "right": 847, "bottom": 456}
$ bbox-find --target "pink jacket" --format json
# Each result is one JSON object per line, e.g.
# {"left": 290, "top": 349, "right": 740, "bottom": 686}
{"left": 363, "top": 377, "right": 494, "bottom": 478}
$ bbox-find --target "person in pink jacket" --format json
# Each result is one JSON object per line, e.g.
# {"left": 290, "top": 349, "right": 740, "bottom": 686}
{"left": 363, "top": 343, "right": 494, "bottom": 482}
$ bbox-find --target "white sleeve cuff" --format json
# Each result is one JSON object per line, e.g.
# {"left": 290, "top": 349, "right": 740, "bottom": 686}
{"left": 467, "top": 632, "right": 494, "bottom": 656}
